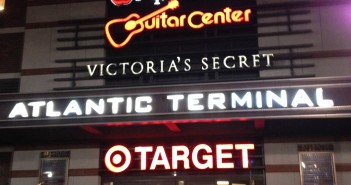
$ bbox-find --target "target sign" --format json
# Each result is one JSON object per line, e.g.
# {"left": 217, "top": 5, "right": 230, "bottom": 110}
{"left": 104, "top": 143, "right": 255, "bottom": 173}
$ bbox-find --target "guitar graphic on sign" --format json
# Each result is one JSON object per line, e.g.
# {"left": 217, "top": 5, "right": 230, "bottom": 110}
{"left": 105, "top": 0, "right": 179, "bottom": 48}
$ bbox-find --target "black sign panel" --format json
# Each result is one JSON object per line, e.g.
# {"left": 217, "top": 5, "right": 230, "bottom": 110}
{"left": 105, "top": 0, "right": 259, "bottom": 86}
{"left": 1, "top": 77, "right": 351, "bottom": 128}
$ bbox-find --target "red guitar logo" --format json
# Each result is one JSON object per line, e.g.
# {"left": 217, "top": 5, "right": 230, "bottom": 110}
{"left": 111, "top": 0, "right": 132, "bottom": 6}
{"left": 105, "top": 0, "right": 179, "bottom": 48}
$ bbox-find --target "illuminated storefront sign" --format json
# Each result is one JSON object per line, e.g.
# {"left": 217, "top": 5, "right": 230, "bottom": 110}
{"left": 8, "top": 88, "right": 333, "bottom": 119}
{"left": 104, "top": 143, "right": 255, "bottom": 173}
{"left": 87, "top": 54, "right": 274, "bottom": 77}
{"left": 105, "top": 0, "right": 252, "bottom": 48}
{"left": 0, "top": 79, "right": 350, "bottom": 128}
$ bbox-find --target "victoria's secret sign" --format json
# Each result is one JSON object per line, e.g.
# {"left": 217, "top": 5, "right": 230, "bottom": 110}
{"left": 104, "top": 143, "right": 255, "bottom": 173}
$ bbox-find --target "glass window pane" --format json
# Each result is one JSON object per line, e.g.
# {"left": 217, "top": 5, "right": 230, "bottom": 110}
{"left": 299, "top": 152, "right": 336, "bottom": 185}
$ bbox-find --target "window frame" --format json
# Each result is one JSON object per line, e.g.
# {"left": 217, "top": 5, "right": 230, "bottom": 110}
{"left": 39, "top": 155, "right": 70, "bottom": 185}
{"left": 299, "top": 151, "right": 337, "bottom": 185}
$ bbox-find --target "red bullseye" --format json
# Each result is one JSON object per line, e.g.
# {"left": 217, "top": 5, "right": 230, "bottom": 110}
{"left": 112, "top": 154, "right": 122, "bottom": 164}
{"left": 111, "top": 0, "right": 132, "bottom": 6}
{"left": 105, "top": 145, "right": 132, "bottom": 173}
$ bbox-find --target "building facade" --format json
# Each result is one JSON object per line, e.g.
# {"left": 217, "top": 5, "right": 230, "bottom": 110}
{"left": 0, "top": 0, "right": 351, "bottom": 185}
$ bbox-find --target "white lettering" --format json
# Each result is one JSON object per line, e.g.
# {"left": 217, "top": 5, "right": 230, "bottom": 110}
{"left": 266, "top": 90, "right": 287, "bottom": 108}
{"left": 231, "top": 92, "right": 252, "bottom": 108}
{"left": 28, "top": 101, "right": 46, "bottom": 117}
{"left": 135, "top": 96, "right": 152, "bottom": 113}
{"left": 208, "top": 93, "right": 226, "bottom": 110}
{"left": 87, "top": 64, "right": 98, "bottom": 76}
{"left": 46, "top": 101, "right": 61, "bottom": 117}
{"left": 146, "top": 61, "right": 157, "bottom": 74}
{"left": 263, "top": 53, "right": 274, "bottom": 67}
{"left": 131, "top": 62, "right": 144, "bottom": 75}
{"left": 212, "top": 57, "right": 220, "bottom": 70}
{"left": 188, "top": 94, "right": 204, "bottom": 111}
{"left": 239, "top": 55, "right": 249, "bottom": 68}
{"left": 167, "top": 95, "right": 185, "bottom": 111}
{"left": 107, "top": 97, "right": 124, "bottom": 114}
{"left": 86, "top": 99, "right": 105, "bottom": 115}
{"left": 223, "top": 56, "right": 235, "bottom": 68}
{"left": 291, "top": 89, "right": 314, "bottom": 107}
{"left": 106, "top": 63, "right": 117, "bottom": 75}
{"left": 135, "top": 146, "right": 153, "bottom": 170}
{"left": 201, "top": 57, "right": 209, "bottom": 70}
{"left": 216, "top": 144, "right": 234, "bottom": 169}
{"left": 255, "top": 91, "right": 263, "bottom": 108}
{"left": 172, "top": 146, "right": 190, "bottom": 169}
{"left": 316, "top": 88, "right": 334, "bottom": 107}
{"left": 63, "top": 100, "right": 83, "bottom": 116}
{"left": 192, "top": 144, "right": 213, "bottom": 169}
{"left": 150, "top": 146, "right": 171, "bottom": 170}
{"left": 9, "top": 102, "right": 29, "bottom": 118}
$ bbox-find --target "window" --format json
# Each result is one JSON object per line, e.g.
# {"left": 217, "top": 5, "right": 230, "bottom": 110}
{"left": 39, "top": 151, "right": 70, "bottom": 185}
{"left": 298, "top": 144, "right": 336, "bottom": 185}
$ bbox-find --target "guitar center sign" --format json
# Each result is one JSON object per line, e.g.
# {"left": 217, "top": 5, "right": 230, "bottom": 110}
{"left": 105, "top": 0, "right": 253, "bottom": 48}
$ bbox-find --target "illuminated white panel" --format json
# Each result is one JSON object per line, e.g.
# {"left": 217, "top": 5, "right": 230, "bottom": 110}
{"left": 217, "top": 181, "right": 229, "bottom": 185}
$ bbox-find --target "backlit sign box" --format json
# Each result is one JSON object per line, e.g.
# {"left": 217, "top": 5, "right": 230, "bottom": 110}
{"left": 104, "top": 0, "right": 260, "bottom": 86}
{"left": 106, "top": 0, "right": 255, "bottom": 48}
{"left": 1, "top": 83, "right": 350, "bottom": 128}
{"left": 7, "top": 88, "right": 333, "bottom": 119}
{"left": 104, "top": 143, "right": 255, "bottom": 173}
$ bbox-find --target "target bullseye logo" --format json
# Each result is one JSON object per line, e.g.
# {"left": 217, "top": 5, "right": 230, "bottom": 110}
{"left": 104, "top": 145, "right": 132, "bottom": 173}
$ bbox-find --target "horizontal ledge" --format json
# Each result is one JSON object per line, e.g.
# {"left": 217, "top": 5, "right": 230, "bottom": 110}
{"left": 57, "top": 29, "right": 312, "bottom": 46}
